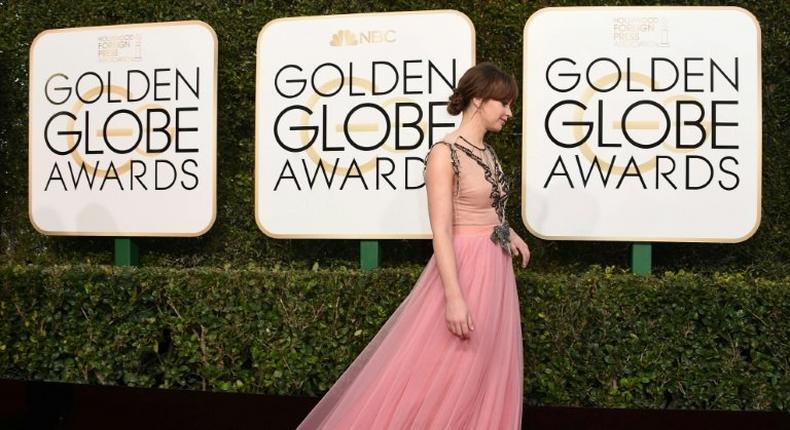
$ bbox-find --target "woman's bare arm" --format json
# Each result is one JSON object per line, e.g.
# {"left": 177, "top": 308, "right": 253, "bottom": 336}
{"left": 426, "top": 144, "right": 474, "bottom": 338}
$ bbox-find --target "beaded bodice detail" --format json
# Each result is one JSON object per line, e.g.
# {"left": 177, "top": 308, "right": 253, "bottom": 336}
{"left": 424, "top": 140, "right": 512, "bottom": 252}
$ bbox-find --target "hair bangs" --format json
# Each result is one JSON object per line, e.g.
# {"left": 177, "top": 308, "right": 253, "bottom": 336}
{"left": 483, "top": 73, "right": 518, "bottom": 105}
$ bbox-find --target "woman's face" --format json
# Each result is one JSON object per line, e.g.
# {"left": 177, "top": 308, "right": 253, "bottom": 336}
{"left": 477, "top": 98, "right": 513, "bottom": 132}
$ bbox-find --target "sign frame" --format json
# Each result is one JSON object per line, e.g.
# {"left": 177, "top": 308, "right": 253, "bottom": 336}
{"left": 28, "top": 20, "right": 219, "bottom": 237}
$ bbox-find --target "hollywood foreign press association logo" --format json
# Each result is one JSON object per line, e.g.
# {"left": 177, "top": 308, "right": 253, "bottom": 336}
{"left": 97, "top": 33, "right": 142, "bottom": 62}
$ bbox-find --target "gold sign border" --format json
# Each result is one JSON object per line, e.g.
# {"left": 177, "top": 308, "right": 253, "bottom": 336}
{"left": 28, "top": 20, "right": 219, "bottom": 237}
{"left": 254, "top": 9, "right": 476, "bottom": 239}
{"left": 521, "top": 6, "right": 762, "bottom": 243}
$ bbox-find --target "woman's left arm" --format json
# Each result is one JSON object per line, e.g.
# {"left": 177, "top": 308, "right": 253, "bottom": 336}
{"left": 509, "top": 228, "right": 530, "bottom": 268}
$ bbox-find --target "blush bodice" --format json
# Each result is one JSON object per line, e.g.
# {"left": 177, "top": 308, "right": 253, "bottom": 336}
{"left": 452, "top": 145, "right": 503, "bottom": 226}
{"left": 425, "top": 139, "right": 512, "bottom": 250}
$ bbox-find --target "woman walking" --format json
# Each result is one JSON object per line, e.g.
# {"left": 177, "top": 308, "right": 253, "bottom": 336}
{"left": 296, "top": 62, "right": 530, "bottom": 430}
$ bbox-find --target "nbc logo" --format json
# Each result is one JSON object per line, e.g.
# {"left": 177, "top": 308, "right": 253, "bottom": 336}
{"left": 330, "top": 29, "right": 396, "bottom": 47}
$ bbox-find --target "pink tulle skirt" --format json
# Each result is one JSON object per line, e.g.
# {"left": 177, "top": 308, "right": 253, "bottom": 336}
{"left": 296, "top": 225, "right": 524, "bottom": 429}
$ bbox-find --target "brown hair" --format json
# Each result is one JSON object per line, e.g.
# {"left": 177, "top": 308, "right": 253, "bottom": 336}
{"left": 447, "top": 62, "right": 518, "bottom": 115}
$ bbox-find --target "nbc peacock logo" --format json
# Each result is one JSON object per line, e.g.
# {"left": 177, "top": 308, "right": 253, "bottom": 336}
{"left": 330, "top": 30, "right": 358, "bottom": 46}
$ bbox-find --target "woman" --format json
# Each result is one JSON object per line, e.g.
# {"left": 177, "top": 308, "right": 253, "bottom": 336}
{"left": 296, "top": 62, "right": 530, "bottom": 430}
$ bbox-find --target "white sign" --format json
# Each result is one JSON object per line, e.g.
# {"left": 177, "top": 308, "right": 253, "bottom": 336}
{"left": 256, "top": 10, "right": 474, "bottom": 238}
{"left": 523, "top": 7, "right": 761, "bottom": 242}
{"left": 29, "top": 21, "right": 217, "bottom": 236}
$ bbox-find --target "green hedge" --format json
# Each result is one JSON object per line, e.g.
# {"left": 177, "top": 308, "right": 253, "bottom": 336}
{"left": 1, "top": 264, "right": 787, "bottom": 410}
{"left": 1, "top": 0, "right": 788, "bottom": 271}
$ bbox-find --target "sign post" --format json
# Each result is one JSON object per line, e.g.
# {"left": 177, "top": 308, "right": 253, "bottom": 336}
{"left": 631, "top": 243, "right": 651, "bottom": 275}
{"left": 360, "top": 240, "right": 380, "bottom": 270}
{"left": 114, "top": 238, "right": 139, "bottom": 266}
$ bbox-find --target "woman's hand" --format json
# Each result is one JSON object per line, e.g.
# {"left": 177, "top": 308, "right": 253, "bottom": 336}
{"left": 509, "top": 230, "right": 531, "bottom": 268}
{"left": 445, "top": 296, "right": 474, "bottom": 339}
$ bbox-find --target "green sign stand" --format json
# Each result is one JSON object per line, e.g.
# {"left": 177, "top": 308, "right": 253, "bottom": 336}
{"left": 360, "top": 240, "right": 380, "bottom": 271}
{"left": 630, "top": 243, "right": 651, "bottom": 275}
{"left": 115, "top": 238, "right": 139, "bottom": 266}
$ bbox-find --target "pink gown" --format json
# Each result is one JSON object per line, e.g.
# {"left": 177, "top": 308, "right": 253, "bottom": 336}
{"left": 296, "top": 140, "right": 524, "bottom": 430}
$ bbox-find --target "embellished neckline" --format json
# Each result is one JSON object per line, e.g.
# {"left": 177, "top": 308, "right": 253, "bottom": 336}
{"left": 457, "top": 135, "right": 487, "bottom": 151}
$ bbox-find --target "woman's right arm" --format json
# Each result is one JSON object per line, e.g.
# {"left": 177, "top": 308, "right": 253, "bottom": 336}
{"left": 425, "top": 144, "right": 474, "bottom": 338}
